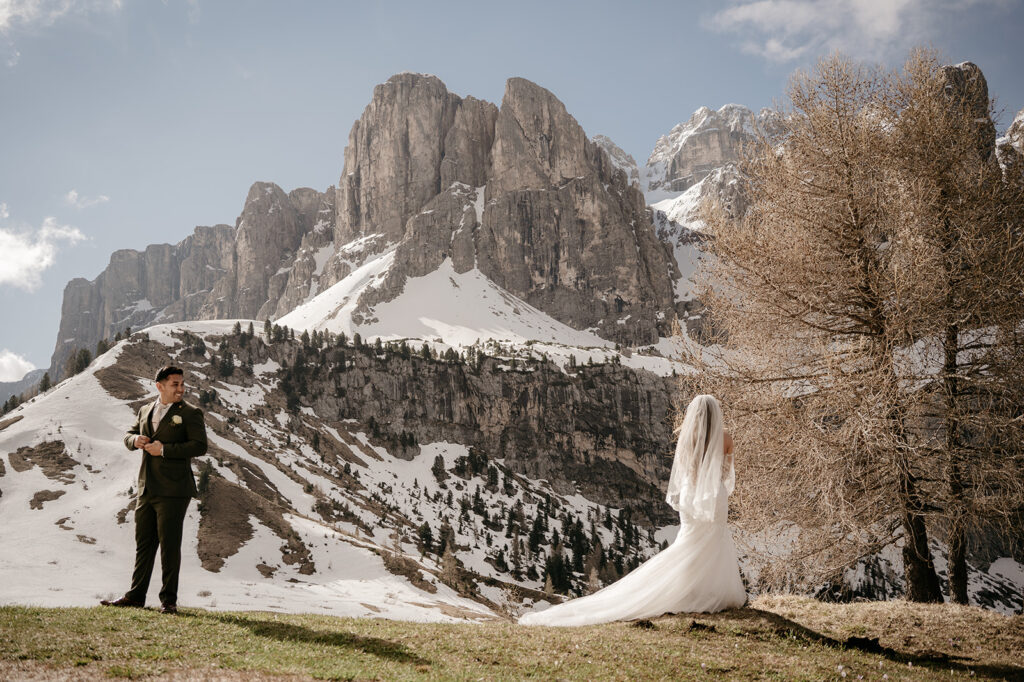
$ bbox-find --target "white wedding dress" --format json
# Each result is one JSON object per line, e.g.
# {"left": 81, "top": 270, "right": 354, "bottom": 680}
{"left": 519, "top": 395, "right": 746, "bottom": 626}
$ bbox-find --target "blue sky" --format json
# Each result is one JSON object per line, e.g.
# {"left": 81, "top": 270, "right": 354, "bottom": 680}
{"left": 1, "top": 0, "right": 1022, "bottom": 379}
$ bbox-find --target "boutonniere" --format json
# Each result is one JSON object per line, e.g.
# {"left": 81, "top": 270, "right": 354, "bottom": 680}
{"left": 171, "top": 415, "right": 183, "bottom": 425}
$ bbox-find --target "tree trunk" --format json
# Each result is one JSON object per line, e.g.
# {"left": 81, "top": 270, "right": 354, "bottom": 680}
{"left": 886, "top": 337, "right": 944, "bottom": 604}
{"left": 947, "top": 520, "right": 969, "bottom": 604}
{"left": 901, "top": 510, "right": 944, "bottom": 602}
{"left": 896, "top": 433, "right": 944, "bottom": 603}
{"left": 944, "top": 321, "right": 969, "bottom": 604}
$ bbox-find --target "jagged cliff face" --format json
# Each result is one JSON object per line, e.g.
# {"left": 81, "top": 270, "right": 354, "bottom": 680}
{"left": 330, "top": 74, "right": 678, "bottom": 346}
{"left": 592, "top": 135, "right": 640, "bottom": 187}
{"left": 997, "top": 108, "right": 1024, "bottom": 173}
{"left": 644, "top": 104, "right": 782, "bottom": 199}
{"left": 480, "top": 79, "right": 677, "bottom": 346}
{"left": 50, "top": 72, "right": 683, "bottom": 374}
{"left": 302, "top": 345, "right": 677, "bottom": 525}
{"left": 333, "top": 75, "right": 465, "bottom": 248}
{"left": 50, "top": 183, "right": 335, "bottom": 378}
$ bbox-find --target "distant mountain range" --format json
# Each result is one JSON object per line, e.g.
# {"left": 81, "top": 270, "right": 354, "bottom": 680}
{"left": 0, "top": 369, "right": 44, "bottom": 404}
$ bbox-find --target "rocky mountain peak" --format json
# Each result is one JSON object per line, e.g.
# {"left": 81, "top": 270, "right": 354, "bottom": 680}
{"left": 333, "top": 72, "right": 462, "bottom": 248}
{"left": 643, "top": 103, "right": 778, "bottom": 200}
{"left": 305, "top": 73, "right": 680, "bottom": 346}
{"left": 939, "top": 61, "right": 997, "bottom": 161}
{"left": 488, "top": 77, "right": 594, "bottom": 194}
{"left": 592, "top": 135, "right": 640, "bottom": 187}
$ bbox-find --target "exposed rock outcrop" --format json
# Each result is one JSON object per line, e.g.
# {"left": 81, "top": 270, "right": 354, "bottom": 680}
{"left": 266, "top": 189, "right": 338, "bottom": 318}
{"left": 644, "top": 104, "right": 781, "bottom": 196}
{"left": 938, "top": 62, "right": 997, "bottom": 162}
{"left": 313, "top": 351, "right": 678, "bottom": 525}
{"left": 50, "top": 183, "right": 331, "bottom": 378}
{"left": 341, "top": 75, "right": 679, "bottom": 345}
{"left": 997, "top": 108, "right": 1024, "bottom": 173}
{"left": 332, "top": 74, "right": 463, "bottom": 247}
{"left": 222, "top": 332, "right": 679, "bottom": 526}
{"left": 593, "top": 135, "right": 640, "bottom": 187}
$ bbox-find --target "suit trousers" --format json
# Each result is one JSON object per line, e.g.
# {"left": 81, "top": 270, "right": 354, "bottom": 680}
{"left": 125, "top": 494, "right": 191, "bottom": 605}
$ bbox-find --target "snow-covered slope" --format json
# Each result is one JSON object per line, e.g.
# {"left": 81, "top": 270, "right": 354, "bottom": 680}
{"left": 278, "top": 249, "right": 681, "bottom": 377}
{"left": 0, "top": 329, "right": 490, "bottom": 620}
{"left": 0, "top": 323, "right": 671, "bottom": 618}
{"left": 282, "top": 258, "right": 610, "bottom": 349}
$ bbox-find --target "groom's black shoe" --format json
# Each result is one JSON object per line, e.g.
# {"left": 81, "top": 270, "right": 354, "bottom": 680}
{"left": 159, "top": 603, "right": 178, "bottom": 615}
{"left": 100, "top": 596, "right": 144, "bottom": 608}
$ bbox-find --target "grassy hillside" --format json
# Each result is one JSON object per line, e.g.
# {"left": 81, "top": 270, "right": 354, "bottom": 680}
{"left": 1, "top": 596, "right": 1020, "bottom": 680}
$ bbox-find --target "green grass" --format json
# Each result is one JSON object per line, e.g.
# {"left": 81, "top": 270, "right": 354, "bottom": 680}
{"left": 1, "top": 596, "right": 1020, "bottom": 680}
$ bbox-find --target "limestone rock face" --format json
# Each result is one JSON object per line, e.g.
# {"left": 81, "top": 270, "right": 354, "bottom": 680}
{"left": 49, "top": 183, "right": 330, "bottom": 378}
{"left": 440, "top": 96, "right": 498, "bottom": 190}
{"left": 50, "top": 243, "right": 182, "bottom": 376}
{"left": 266, "top": 189, "right": 338, "bottom": 318}
{"left": 644, "top": 104, "right": 779, "bottom": 196}
{"left": 345, "top": 75, "right": 678, "bottom": 346}
{"left": 939, "top": 62, "right": 997, "bottom": 161}
{"left": 334, "top": 74, "right": 461, "bottom": 246}
{"left": 226, "top": 182, "right": 304, "bottom": 320}
{"left": 488, "top": 78, "right": 594, "bottom": 194}
{"left": 175, "top": 224, "right": 235, "bottom": 320}
{"left": 479, "top": 79, "right": 677, "bottom": 345}
{"left": 298, "top": 344, "right": 679, "bottom": 525}
{"left": 593, "top": 134, "right": 640, "bottom": 187}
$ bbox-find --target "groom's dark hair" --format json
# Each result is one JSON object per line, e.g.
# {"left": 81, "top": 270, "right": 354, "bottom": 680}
{"left": 155, "top": 366, "right": 184, "bottom": 382}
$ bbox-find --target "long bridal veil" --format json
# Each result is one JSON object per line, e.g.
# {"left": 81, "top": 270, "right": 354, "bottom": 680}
{"left": 519, "top": 394, "right": 746, "bottom": 626}
{"left": 666, "top": 394, "right": 734, "bottom": 522}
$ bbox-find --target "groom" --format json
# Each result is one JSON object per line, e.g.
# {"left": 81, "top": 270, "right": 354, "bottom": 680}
{"left": 101, "top": 365, "right": 207, "bottom": 614}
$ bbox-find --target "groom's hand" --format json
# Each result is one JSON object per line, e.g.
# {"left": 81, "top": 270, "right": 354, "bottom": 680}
{"left": 143, "top": 441, "right": 164, "bottom": 457}
{"left": 134, "top": 435, "right": 151, "bottom": 449}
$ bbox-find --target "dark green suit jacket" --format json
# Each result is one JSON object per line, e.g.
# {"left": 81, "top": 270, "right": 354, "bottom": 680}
{"left": 123, "top": 399, "right": 207, "bottom": 498}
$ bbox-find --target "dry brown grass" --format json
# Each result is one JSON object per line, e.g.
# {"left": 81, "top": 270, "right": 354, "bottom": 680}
{"left": 2, "top": 596, "right": 1020, "bottom": 680}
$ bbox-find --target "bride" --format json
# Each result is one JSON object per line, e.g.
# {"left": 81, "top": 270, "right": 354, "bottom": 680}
{"left": 519, "top": 394, "right": 746, "bottom": 626}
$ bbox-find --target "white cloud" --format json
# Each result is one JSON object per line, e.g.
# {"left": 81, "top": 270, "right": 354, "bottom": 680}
{"left": 0, "top": 202, "right": 8, "bottom": 219}
{"left": 0, "top": 349, "right": 35, "bottom": 383}
{"left": 0, "top": 0, "right": 122, "bottom": 32}
{"left": 65, "top": 189, "right": 109, "bottom": 209}
{"left": 1, "top": 1, "right": 123, "bottom": 67}
{"left": 707, "top": 0, "right": 1011, "bottom": 63}
{"left": 0, "top": 217, "right": 86, "bottom": 290}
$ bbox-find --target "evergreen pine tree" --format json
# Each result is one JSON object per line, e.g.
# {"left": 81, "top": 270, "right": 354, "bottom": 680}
{"left": 431, "top": 454, "right": 448, "bottom": 483}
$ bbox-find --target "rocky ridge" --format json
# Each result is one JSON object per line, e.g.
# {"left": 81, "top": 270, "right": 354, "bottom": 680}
{"left": 324, "top": 74, "right": 679, "bottom": 347}
{"left": 49, "top": 73, "right": 685, "bottom": 379}
{"left": 50, "top": 184, "right": 336, "bottom": 379}
{"left": 643, "top": 104, "right": 781, "bottom": 200}
{"left": 592, "top": 135, "right": 641, "bottom": 187}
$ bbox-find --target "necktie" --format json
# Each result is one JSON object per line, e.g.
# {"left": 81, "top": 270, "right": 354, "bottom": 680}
{"left": 153, "top": 403, "right": 169, "bottom": 430}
